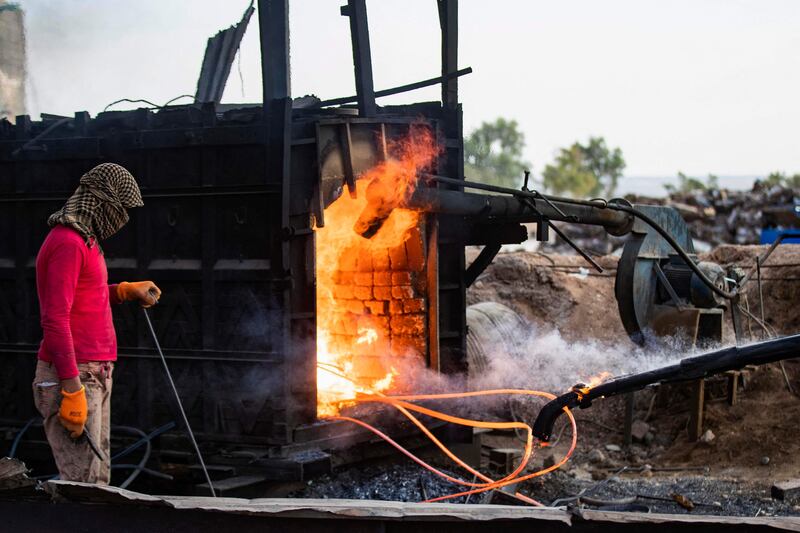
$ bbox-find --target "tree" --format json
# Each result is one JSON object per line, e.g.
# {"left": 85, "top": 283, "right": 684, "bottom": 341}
{"left": 542, "top": 137, "right": 625, "bottom": 197}
{"left": 664, "top": 172, "right": 720, "bottom": 194}
{"left": 464, "top": 118, "right": 531, "bottom": 189}
{"left": 763, "top": 171, "right": 800, "bottom": 189}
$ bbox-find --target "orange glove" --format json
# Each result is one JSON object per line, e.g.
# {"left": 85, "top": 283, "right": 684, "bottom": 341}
{"left": 117, "top": 281, "right": 161, "bottom": 308}
{"left": 59, "top": 386, "right": 88, "bottom": 438}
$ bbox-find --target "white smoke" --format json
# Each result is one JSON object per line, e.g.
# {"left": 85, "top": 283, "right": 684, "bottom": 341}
{"left": 469, "top": 322, "right": 690, "bottom": 395}
{"left": 0, "top": 67, "right": 25, "bottom": 120}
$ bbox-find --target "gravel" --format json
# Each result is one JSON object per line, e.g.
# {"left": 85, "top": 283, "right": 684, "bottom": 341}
{"left": 292, "top": 460, "right": 800, "bottom": 517}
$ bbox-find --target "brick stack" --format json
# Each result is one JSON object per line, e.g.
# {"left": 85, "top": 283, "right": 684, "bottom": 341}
{"left": 328, "top": 225, "right": 428, "bottom": 381}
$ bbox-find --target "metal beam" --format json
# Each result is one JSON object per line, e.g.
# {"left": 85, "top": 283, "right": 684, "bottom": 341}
{"left": 258, "top": 0, "right": 290, "bottom": 107}
{"left": 438, "top": 0, "right": 458, "bottom": 109}
{"left": 341, "top": 0, "right": 376, "bottom": 116}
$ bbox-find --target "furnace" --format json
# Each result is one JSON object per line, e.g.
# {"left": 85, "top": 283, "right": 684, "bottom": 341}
{"left": 0, "top": 0, "right": 470, "bottom": 485}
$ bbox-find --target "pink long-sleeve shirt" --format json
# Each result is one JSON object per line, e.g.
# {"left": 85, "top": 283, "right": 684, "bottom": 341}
{"left": 36, "top": 225, "right": 121, "bottom": 380}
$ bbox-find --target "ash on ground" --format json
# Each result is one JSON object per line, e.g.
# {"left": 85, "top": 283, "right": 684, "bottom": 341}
{"left": 525, "top": 470, "right": 800, "bottom": 517}
{"left": 293, "top": 461, "right": 468, "bottom": 503}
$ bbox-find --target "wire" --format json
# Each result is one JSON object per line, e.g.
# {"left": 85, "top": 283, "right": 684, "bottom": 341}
{"left": 103, "top": 98, "right": 160, "bottom": 112}
{"left": 142, "top": 308, "right": 216, "bottom": 497}
{"left": 9, "top": 417, "right": 36, "bottom": 458}
{"left": 161, "top": 94, "right": 196, "bottom": 107}
{"left": 111, "top": 425, "right": 150, "bottom": 489}
{"left": 10, "top": 419, "right": 176, "bottom": 489}
{"left": 103, "top": 94, "right": 197, "bottom": 112}
{"left": 600, "top": 201, "right": 737, "bottom": 300}
{"left": 111, "top": 464, "right": 174, "bottom": 481}
{"left": 111, "top": 422, "right": 176, "bottom": 462}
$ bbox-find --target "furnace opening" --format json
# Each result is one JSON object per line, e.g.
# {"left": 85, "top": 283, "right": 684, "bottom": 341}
{"left": 315, "top": 128, "right": 438, "bottom": 417}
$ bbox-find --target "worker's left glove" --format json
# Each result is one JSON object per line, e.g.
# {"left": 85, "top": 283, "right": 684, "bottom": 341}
{"left": 59, "top": 386, "right": 88, "bottom": 439}
{"left": 117, "top": 281, "right": 161, "bottom": 308}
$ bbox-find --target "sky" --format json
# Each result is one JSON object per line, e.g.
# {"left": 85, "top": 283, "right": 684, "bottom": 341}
{"left": 18, "top": 0, "right": 800, "bottom": 181}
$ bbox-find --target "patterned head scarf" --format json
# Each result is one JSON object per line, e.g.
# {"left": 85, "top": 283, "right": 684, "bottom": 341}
{"left": 48, "top": 163, "right": 143, "bottom": 245}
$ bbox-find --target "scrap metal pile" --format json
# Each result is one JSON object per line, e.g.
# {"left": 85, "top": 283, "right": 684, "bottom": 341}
{"left": 551, "top": 182, "right": 799, "bottom": 255}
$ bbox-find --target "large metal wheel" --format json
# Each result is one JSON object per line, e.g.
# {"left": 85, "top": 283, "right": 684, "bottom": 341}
{"left": 615, "top": 205, "right": 696, "bottom": 345}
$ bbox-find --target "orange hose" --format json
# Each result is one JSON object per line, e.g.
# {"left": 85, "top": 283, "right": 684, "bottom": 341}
{"left": 331, "top": 415, "right": 492, "bottom": 487}
{"left": 423, "top": 406, "right": 578, "bottom": 503}
{"left": 365, "top": 398, "right": 534, "bottom": 486}
{"left": 319, "top": 365, "right": 576, "bottom": 505}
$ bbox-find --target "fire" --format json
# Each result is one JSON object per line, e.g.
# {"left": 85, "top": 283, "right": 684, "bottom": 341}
{"left": 316, "top": 126, "right": 438, "bottom": 417}
{"left": 585, "top": 371, "right": 613, "bottom": 388}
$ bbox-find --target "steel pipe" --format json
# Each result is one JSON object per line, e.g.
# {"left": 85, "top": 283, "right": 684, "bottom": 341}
{"left": 406, "top": 188, "right": 634, "bottom": 236}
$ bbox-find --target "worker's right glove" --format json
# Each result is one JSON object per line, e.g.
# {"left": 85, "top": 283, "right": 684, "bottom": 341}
{"left": 59, "top": 386, "right": 88, "bottom": 439}
{"left": 117, "top": 281, "right": 161, "bottom": 308}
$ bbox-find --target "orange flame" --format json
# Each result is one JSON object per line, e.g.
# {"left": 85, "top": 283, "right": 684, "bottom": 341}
{"left": 316, "top": 126, "right": 438, "bottom": 417}
{"left": 585, "top": 371, "right": 613, "bottom": 388}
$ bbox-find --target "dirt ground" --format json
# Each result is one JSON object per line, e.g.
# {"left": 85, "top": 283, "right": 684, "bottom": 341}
{"left": 466, "top": 244, "right": 800, "bottom": 512}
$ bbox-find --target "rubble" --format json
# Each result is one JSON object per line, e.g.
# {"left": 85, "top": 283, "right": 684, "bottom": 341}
{"left": 630, "top": 420, "right": 650, "bottom": 442}
{"left": 699, "top": 429, "right": 715, "bottom": 444}
{"left": 629, "top": 181, "right": 798, "bottom": 247}
{"left": 546, "top": 182, "right": 799, "bottom": 255}
{"left": 772, "top": 479, "right": 800, "bottom": 503}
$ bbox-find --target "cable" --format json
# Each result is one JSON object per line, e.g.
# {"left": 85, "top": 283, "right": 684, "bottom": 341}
{"left": 111, "top": 464, "right": 174, "bottom": 481}
{"left": 161, "top": 94, "right": 196, "bottom": 107}
{"left": 318, "top": 365, "right": 572, "bottom": 505}
{"left": 142, "top": 308, "right": 216, "bottom": 497}
{"left": 602, "top": 201, "right": 737, "bottom": 300}
{"left": 111, "top": 425, "right": 152, "bottom": 490}
{"left": 9, "top": 417, "right": 37, "bottom": 458}
{"left": 11, "top": 419, "right": 175, "bottom": 489}
{"left": 103, "top": 98, "right": 160, "bottom": 112}
{"left": 111, "top": 422, "right": 176, "bottom": 462}
{"left": 103, "top": 94, "right": 196, "bottom": 112}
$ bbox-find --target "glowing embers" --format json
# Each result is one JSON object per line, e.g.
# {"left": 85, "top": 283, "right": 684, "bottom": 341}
{"left": 316, "top": 127, "right": 438, "bottom": 417}
{"left": 316, "top": 328, "right": 397, "bottom": 418}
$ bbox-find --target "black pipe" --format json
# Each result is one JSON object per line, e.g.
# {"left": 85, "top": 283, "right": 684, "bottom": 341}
{"left": 532, "top": 333, "right": 800, "bottom": 442}
{"left": 405, "top": 188, "right": 634, "bottom": 236}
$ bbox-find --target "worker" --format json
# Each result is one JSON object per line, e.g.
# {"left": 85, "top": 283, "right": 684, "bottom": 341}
{"left": 32, "top": 163, "right": 161, "bottom": 484}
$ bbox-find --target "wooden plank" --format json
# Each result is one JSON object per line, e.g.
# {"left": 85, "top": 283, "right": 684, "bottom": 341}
{"left": 726, "top": 370, "right": 740, "bottom": 406}
{"left": 688, "top": 379, "right": 705, "bottom": 442}
{"left": 38, "top": 482, "right": 800, "bottom": 530}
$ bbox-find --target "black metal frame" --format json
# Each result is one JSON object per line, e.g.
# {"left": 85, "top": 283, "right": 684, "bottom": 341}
{"left": 0, "top": 0, "right": 470, "bottom": 467}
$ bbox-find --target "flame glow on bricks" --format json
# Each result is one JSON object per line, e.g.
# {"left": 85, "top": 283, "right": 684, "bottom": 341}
{"left": 316, "top": 127, "right": 438, "bottom": 417}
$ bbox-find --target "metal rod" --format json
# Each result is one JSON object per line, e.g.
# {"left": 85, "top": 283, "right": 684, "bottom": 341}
{"left": 738, "top": 232, "right": 800, "bottom": 290}
{"left": 546, "top": 222, "right": 604, "bottom": 273}
{"left": 316, "top": 67, "right": 472, "bottom": 108}
{"left": 142, "top": 308, "right": 216, "bottom": 497}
